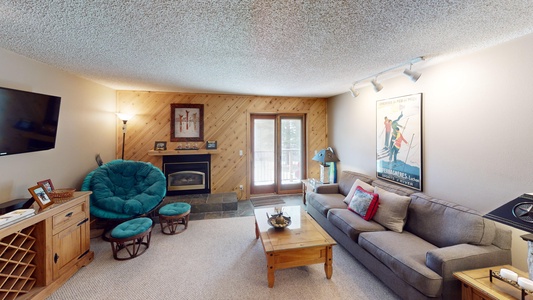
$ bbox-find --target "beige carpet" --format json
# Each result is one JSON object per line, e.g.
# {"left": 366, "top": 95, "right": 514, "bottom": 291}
{"left": 47, "top": 216, "right": 398, "bottom": 300}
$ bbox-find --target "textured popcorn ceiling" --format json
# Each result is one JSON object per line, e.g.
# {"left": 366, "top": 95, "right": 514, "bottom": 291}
{"left": 1, "top": 1, "right": 533, "bottom": 97}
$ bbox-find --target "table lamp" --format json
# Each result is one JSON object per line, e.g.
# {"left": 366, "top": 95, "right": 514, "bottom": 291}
{"left": 484, "top": 193, "right": 533, "bottom": 279}
{"left": 312, "top": 147, "right": 339, "bottom": 184}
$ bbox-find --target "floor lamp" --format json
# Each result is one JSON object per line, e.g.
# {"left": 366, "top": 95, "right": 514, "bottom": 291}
{"left": 312, "top": 147, "right": 339, "bottom": 184}
{"left": 116, "top": 113, "right": 134, "bottom": 160}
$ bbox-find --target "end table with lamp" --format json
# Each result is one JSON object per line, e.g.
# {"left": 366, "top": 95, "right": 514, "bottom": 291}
{"left": 312, "top": 147, "right": 339, "bottom": 184}
{"left": 301, "top": 178, "right": 323, "bottom": 205}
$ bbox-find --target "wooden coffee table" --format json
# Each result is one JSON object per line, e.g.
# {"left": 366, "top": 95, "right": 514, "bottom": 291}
{"left": 254, "top": 205, "right": 336, "bottom": 287}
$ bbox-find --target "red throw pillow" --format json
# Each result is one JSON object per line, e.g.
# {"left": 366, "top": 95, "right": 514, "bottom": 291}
{"left": 347, "top": 186, "right": 379, "bottom": 221}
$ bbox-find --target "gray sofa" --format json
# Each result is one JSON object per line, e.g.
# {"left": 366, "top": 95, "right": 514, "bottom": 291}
{"left": 306, "top": 170, "right": 512, "bottom": 300}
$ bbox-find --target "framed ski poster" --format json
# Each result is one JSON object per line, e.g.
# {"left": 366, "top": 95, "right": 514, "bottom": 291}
{"left": 376, "top": 93, "right": 422, "bottom": 191}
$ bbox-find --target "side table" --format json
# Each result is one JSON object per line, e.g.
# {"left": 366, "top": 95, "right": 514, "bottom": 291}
{"left": 454, "top": 265, "right": 532, "bottom": 300}
{"left": 301, "top": 179, "right": 322, "bottom": 205}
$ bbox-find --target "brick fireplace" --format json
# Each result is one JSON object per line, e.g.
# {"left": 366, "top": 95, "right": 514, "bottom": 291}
{"left": 163, "top": 154, "right": 211, "bottom": 196}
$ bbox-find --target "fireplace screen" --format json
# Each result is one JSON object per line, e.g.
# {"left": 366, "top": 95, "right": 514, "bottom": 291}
{"left": 168, "top": 171, "right": 205, "bottom": 191}
{"left": 163, "top": 154, "right": 211, "bottom": 195}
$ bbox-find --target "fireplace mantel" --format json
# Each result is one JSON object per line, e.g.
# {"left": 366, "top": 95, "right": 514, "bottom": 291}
{"left": 148, "top": 149, "right": 219, "bottom": 156}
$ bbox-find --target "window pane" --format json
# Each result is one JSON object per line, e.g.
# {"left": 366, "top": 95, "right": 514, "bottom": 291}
{"left": 280, "top": 118, "right": 302, "bottom": 185}
{"left": 253, "top": 119, "right": 275, "bottom": 185}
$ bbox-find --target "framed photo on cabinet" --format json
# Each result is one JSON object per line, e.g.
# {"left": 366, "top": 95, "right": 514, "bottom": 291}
{"left": 37, "top": 179, "right": 55, "bottom": 193}
{"left": 28, "top": 184, "right": 54, "bottom": 209}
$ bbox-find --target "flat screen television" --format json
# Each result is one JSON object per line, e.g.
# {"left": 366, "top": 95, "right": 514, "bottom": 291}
{"left": 0, "top": 87, "right": 61, "bottom": 157}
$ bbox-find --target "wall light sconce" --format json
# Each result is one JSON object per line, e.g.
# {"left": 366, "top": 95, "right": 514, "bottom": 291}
{"left": 116, "top": 113, "right": 135, "bottom": 160}
{"left": 403, "top": 64, "right": 422, "bottom": 82}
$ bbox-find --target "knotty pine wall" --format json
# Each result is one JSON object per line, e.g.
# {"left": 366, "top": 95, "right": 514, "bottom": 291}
{"left": 116, "top": 91, "right": 328, "bottom": 199}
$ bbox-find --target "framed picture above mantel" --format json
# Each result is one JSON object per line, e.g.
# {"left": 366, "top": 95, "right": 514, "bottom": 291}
{"left": 376, "top": 93, "right": 422, "bottom": 191}
{"left": 170, "top": 104, "right": 204, "bottom": 142}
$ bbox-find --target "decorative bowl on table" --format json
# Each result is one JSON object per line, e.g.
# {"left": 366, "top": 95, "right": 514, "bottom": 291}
{"left": 267, "top": 212, "right": 291, "bottom": 229}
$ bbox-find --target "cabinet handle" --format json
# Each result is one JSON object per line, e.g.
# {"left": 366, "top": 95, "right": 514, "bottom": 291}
{"left": 77, "top": 218, "right": 88, "bottom": 227}
{"left": 54, "top": 253, "right": 59, "bottom": 264}
{"left": 65, "top": 212, "right": 73, "bottom": 218}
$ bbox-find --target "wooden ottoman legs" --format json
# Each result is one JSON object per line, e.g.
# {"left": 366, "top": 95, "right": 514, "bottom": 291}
{"left": 159, "top": 211, "right": 190, "bottom": 235}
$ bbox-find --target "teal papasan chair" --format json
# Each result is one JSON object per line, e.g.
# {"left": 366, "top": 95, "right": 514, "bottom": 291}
{"left": 82, "top": 160, "right": 166, "bottom": 221}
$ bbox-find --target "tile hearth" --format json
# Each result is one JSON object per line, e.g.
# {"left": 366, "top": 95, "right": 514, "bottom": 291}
{"left": 163, "top": 193, "right": 303, "bottom": 220}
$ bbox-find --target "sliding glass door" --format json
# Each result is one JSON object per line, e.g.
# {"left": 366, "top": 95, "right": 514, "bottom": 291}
{"left": 251, "top": 114, "right": 305, "bottom": 195}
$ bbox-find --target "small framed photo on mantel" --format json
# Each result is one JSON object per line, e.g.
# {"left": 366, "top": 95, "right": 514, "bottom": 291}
{"left": 206, "top": 140, "right": 217, "bottom": 150}
{"left": 154, "top": 141, "right": 167, "bottom": 151}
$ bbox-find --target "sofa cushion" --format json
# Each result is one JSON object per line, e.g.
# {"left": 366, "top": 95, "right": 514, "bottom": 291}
{"left": 347, "top": 187, "right": 379, "bottom": 221}
{"left": 372, "top": 179, "right": 416, "bottom": 196}
{"left": 373, "top": 186, "right": 411, "bottom": 232}
{"left": 338, "top": 171, "right": 374, "bottom": 197}
{"left": 328, "top": 209, "right": 385, "bottom": 241}
{"left": 343, "top": 179, "right": 375, "bottom": 205}
{"left": 359, "top": 231, "right": 442, "bottom": 297}
{"left": 307, "top": 193, "right": 347, "bottom": 217}
{"left": 405, "top": 193, "right": 496, "bottom": 247}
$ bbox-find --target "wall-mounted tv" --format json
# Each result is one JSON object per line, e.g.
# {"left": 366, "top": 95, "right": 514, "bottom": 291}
{"left": 0, "top": 87, "right": 61, "bottom": 157}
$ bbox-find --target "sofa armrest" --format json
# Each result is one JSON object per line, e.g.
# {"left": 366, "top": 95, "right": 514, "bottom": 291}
{"left": 315, "top": 184, "right": 340, "bottom": 194}
{"left": 426, "top": 244, "right": 512, "bottom": 281}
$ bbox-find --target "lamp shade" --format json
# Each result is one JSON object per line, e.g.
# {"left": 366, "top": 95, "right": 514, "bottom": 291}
{"left": 349, "top": 85, "right": 359, "bottom": 98}
{"left": 371, "top": 79, "right": 383, "bottom": 92}
{"left": 483, "top": 193, "right": 533, "bottom": 232}
{"left": 312, "top": 148, "right": 339, "bottom": 164}
{"left": 116, "top": 113, "right": 134, "bottom": 122}
{"left": 403, "top": 68, "right": 422, "bottom": 82}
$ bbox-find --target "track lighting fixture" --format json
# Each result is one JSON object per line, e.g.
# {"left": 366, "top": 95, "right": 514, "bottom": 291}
{"left": 349, "top": 84, "right": 359, "bottom": 98}
{"left": 371, "top": 79, "right": 383, "bottom": 92}
{"left": 347, "top": 56, "right": 424, "bottom": 95}
{"left": 403, "top": 64, "right": 422, "bottom": 82}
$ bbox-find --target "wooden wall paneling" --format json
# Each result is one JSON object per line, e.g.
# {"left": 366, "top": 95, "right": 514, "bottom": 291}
{"left": 117, "top": 91, "right": 327, "bottom": 199}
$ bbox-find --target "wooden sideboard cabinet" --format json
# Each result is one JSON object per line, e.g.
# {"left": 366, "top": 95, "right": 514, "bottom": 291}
{"left": 0, "top": 192, "right": 94, "bottom": 300}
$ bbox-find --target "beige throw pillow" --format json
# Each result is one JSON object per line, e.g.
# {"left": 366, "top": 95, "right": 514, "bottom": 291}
{"left": 343, "top": 179, "right": 375, "bottom": 205}
{"left": 373, "top": 186, "right": 411, "bottom": 232}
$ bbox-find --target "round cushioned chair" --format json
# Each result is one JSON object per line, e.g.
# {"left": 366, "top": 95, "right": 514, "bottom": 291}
{"left": 82, "top": 160, "right": 166, "bottom": 221}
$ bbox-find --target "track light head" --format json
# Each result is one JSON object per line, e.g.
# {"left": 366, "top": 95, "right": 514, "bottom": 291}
{"left": 349, "top": 85, "right": 359, "bottom": 98}
{"left": 371, "top": 79, "right": 383, "bottom": 92}
{"left": 403, "top": 67, "right": 422, "bottom": 82}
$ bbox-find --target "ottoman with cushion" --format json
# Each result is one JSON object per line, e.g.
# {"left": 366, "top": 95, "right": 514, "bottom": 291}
{"left": 158, "top": 202, "right": 191, "bottom": 235}
{"left": 107, "top": 217, "right": 153, "bottom": 260}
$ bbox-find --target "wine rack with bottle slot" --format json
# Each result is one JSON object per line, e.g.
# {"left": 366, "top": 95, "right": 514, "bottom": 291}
{"left": 0, "top": 226, "right": 36, "bottom": 300}
{"left": 0, "top": 192, "right": 93, "bottom": 299}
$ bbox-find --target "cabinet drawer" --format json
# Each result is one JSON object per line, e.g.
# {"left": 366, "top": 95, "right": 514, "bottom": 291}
{"left": 52, "top": 202, "right": 87, "bottom": 234}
